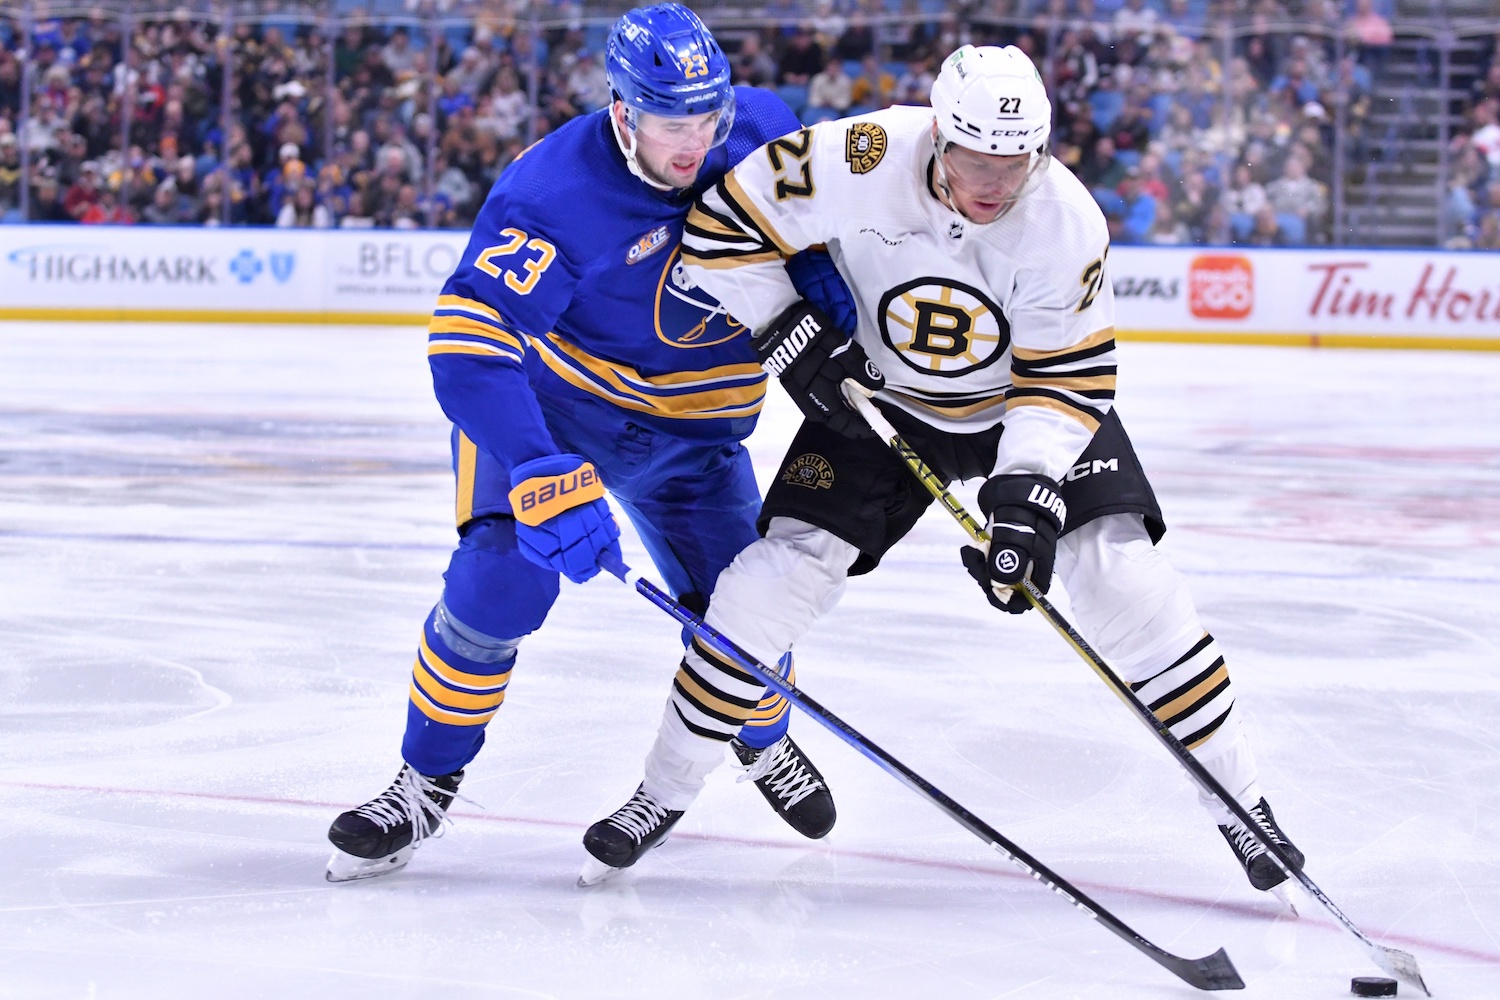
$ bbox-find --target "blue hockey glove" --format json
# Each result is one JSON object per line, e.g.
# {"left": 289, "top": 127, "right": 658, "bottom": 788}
{"left": 960, "top": 473, "right": 1066, "bottom": 614}
{"left": 786, "top": 248, "right": 858, "bottom": 336}
{"left": 507, "top": 454, "right": 621, "bottom": 584}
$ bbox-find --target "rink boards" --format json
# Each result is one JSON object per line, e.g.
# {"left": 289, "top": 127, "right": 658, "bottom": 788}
{"left": 0, "top": 224, "right": 1496, "bottom": 349}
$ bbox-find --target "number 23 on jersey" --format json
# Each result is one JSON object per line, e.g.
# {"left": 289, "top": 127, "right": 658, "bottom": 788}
{"left": 476, "top": 228, "right": 557, "bottom": 295}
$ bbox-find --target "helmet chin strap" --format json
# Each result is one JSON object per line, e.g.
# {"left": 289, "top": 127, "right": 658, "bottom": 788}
{"left": 610, "top": 105, "right": 676, "bottom": 192}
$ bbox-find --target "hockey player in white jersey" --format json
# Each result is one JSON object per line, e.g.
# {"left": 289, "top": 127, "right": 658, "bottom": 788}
{"left": 589, "top": 44, "right": 1305, "bottom": 894}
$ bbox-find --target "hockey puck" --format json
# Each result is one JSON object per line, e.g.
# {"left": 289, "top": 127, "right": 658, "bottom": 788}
{"left": 1351, "top": 977, "right": 1398, "bottom": 997}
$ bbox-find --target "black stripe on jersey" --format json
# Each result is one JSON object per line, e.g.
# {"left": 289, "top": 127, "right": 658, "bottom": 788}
{"left": 1005, "top": 385, "right": 1115, "bottom": 408}
{"left": 677, "top": 658, "right": 762, "bottom": 712}
{"left": 1157, "top": 673, "right": 1231, "bottom": 728}
{"left": 712, "top": 179, "right": 779, "bottom": 250}
{"left": 1180, "top": 705, "right": 1234, "bottom": 749}
{"left": 690, "top": 637, "right": 760, "bottom": 688}
{"left": 685, "top": 198, "right": 757, "bottom": 241}
{"left": 1011, "top": 361, "right": 1119, "bottom": 381}
{"left": 672, "top": 676, "right": 752, "bottom": 727}
{"left": 1145, "top": 656, "right": 1228, "bottom": 714}
{"left": 1131, "top": 634, "right": 1215, "bottom": 690}
{"left": 1025, "top": 338, "right": 1118, "bottom": 366}
{"left": 672, "top": 703, "right": 736, "bottom": 742}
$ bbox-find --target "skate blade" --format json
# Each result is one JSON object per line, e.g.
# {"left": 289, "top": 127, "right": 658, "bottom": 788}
{"left": 325, "top": 845, "right": 414, "bottom": 883}
{"left": 577, "top": 854, "right": 628, "bottom": 888}
{"left": 1269, "top": 882, "right": 1299, "bottom": 917}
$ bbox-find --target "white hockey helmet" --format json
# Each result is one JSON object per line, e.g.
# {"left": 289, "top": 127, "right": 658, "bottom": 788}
{"left": 930, "top": 44, "right": 1051, "bottom": 156}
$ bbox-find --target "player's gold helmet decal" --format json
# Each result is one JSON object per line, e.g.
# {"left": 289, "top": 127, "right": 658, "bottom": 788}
{"left": 878, "top": 278, "right": 1009, "bottom": 376}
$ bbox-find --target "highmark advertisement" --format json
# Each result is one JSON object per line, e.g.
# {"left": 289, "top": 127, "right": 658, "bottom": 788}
{"left": 0, "top": 225, "right": 469, "bottom": 323}
{"left": 0, "top": 225, "right": 1496, "bottom": 349}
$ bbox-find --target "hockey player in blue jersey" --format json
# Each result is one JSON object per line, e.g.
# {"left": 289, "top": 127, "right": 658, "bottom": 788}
{"left": 326, "top": 4, "right": 846, "bottom": 884}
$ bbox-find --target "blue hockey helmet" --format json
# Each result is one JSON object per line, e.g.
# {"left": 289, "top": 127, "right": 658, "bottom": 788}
{"left": 606, "top": 3, "right": 735, "bottom": 148}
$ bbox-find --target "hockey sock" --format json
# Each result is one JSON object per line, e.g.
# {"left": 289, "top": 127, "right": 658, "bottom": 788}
{"left": 402, "top": 599, "right": 518, "bottom": 777}
{"left": 734, "top": 657, "right": 795, "bottom": 750}
{"left": 1129, "top": 633, "right": 1238, "bottom": 752}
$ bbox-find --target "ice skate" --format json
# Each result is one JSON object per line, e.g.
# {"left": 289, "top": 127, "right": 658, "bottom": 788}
{"left": 732, "top": 734, "right": 836, "bottom": 839}
{"left": 326, "top": 765, "right": 463, "bottom": 882}
{"left": 578, "top": 784, "right": 683, "bottom": 887}
{"left": 1218, "top": 797, "right": 1305, "bottom": 892}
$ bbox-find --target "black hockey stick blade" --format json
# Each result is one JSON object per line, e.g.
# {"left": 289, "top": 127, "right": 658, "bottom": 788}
{"left": 1168, "top": 948, "right": 1245, "bottom": 992}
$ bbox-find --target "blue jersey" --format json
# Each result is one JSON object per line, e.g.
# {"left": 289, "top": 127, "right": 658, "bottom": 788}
{"left": 426, "top": 87, "right": 802, "bottom": 476}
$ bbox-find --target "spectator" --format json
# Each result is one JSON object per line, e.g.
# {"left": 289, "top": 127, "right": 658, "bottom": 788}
{"left": 381, "top": 28, "right": 418, "bottom": 80}
{"left": 30, "top": 176, "right": 73, "bottom": 222}
{"left": 1346, "top": 0, "right": 1393, "bottom": 48}
{"left": 276, "top": 182, "right": 332, "bottom": 228}
{"left": 807, "top": 57, "right": 853, "bottom": 117}
{"left": 80, "top": 182, "right": 135, "bottom": 224}
{"left": 1265, "top": 154, "right": 1326, "bottom": 232}
{"left": 480, "top": 69, "right": 528, "bottom": 142}
{"left": 1476, "top": 212, "right": 1500, "bottom": 250}
{"left": 894, "top": 56, "right": 935, "bottom": 107}
{"left": 141, "top": 179, "right": 186, "bottom": 224}
{"left": 1148, "top": 199, "right": 1191, "bottom": 244}
{"left": 1115, "top": 169, "right": 1158, "bottom": 244}
{"left": 1471, "top": 99, "right": 1500, "bottom": 170}
{"left": 63, "top": 161, "right": 102, "bottom": 220}
{"left": 1242, "top": 204, "right": 1289, "bottom": 246}
{"left": 339, "top": 188, "right": 376, "bottom": 228}
{"left": 1113, "top": 0, "right": 1158, "bottom": 47}
{"left": 849, "top": 53, "right": 895, "bottom": 110}
{"left": 1080, "top": 135, "right": 1128, "bottom": 191}
{"left": 566, "top": 50, "right": 610, "bottom": 113}
{"left": 778, "top": 27, "right": 825, "bottom": 86}
{"left": 1221, "top": 163, "right": 1267, "bottom": 217}
{"left": 734, "top": 33, "right": 780, "bottom": 88}
{"left": 1173, "top": 169, "right": 1218, "bottom": 240}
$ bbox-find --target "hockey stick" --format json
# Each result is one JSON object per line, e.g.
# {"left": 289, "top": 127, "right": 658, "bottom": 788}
{"left": 841, "top": 382, "right": 1431, "bottom": 996}
{"left": 596, "top": 550, "right": 1244, "bottom": 992}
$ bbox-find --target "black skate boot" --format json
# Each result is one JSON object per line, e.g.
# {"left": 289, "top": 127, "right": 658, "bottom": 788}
{"left": 732, "top": 734, "right": 836, "bottom": 839}
{"left": 1218, "top": 797, "right": 1305, "bottom": 891}
{"left": 578, "top": 784, "right": 684, "bottom": 886}
{"left": 326, "top": 765, "right": 463, "bottom": 882}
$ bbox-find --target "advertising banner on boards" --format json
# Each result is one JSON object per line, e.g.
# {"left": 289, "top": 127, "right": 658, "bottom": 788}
{"left": 0, "top": 225, "right": 1495, "bottom": 349}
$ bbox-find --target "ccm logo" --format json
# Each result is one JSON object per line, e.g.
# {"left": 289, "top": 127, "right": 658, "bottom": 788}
{"left": 1066, "top": 458, "right": 1118, "bottom": 482}
{"left": 1189, "top": 255, "right": 1254, "bottom": 320}
{"left": 516, "top": 468, "right": 597, "bottom": 514}
{"left": 763, "top": 313, "right": 822, "bottom": 376}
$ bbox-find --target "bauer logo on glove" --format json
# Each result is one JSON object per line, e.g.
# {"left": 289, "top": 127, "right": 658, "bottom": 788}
{"left": 510, "top": 464, "right": 605, "bottom": 526}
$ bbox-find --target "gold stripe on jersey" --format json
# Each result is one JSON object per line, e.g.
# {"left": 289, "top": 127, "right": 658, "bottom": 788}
{"left": 1009, "top": 372, "right": 1118, "bottom": 393}
{"left": 434, "top": 294, "right": 505, "bottom": 322}
{"left": 528, "top": 333, "right": 765, "bottom": 420}
{"left": 1129, "top": 633, "right": 1237, "bottom": 752}
{"left": 682, "top": 186, "right": 785, "bottom": 270}
{"left": 682, "top": 249, "right": 786, "bottom": 270}
{"left": 1012, "top": 325, "right": 1117, "bottom": 361}
{"left": 1003, "top": 392, "right": 1104, "bottom": 433}
{"left": 888, "top": 388, "right": 1008, "bottom": 420}
{"left": 454, "top": 431, "right": 478, "bottom": 525}
{"left": 723, "top": 171, "right": 798, "bottom": 257}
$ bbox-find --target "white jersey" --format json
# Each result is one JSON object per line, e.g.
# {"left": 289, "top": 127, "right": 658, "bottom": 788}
{"left": 682, "top": 105, "right": 1117, "bottom": 482}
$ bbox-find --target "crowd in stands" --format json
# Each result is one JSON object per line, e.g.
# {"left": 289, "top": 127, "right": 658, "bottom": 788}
{"left": 0, "top": 0, "right": 1484, "bottom": 248}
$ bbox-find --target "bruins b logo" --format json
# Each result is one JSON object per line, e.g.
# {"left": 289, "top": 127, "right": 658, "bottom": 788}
{"left": 845, "top": 122, "right": 887, "bottom": 175}
{"left": 877, "top": 278, "right": 1009, "bottom": 376}
{"left": 782, "top": 454, "right": 834, "bottom": 490}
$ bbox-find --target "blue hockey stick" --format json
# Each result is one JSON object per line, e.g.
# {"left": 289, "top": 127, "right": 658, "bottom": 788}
{"left": 596, "top": 550, "right": 1243, "bottom": 992}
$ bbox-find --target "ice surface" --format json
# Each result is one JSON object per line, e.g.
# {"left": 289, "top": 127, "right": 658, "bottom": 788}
{"left": 1, "top": 324, "right": 1496, "bottom": 999}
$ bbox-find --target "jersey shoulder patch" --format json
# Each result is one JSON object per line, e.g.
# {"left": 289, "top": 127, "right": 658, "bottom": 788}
{"left": 844, "top": 120, "right": 888, "bottom": 175}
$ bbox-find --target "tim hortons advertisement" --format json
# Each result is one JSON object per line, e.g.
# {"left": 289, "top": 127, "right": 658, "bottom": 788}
{"left": 1110, "top": 246, "right": 1500, "bottom": 347}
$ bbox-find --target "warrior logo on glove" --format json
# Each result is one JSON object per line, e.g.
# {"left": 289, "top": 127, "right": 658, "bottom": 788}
{"left": 754, "top": 299, "right": 884, "bottom": 439}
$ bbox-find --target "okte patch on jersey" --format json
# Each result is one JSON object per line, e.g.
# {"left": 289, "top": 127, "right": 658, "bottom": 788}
{"left": 878, "top": 278, "right": 1010, "bottom": 376}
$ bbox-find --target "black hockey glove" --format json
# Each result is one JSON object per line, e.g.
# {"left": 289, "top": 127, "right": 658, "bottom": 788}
{"left": 960, "top": 473, "right": 1067, "bottom": 614}
{"left": 754, "top": 300, "right": 884, "bottom": 439}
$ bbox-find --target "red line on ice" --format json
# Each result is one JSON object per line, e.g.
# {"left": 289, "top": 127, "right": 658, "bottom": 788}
{"left": 7, "top": 778, "right": 1497, "bottom": 967}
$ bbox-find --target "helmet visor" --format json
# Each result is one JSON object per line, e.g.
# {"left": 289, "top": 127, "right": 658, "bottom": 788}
{"left": 940, "top": 144, "right": 1050, "bottom": 206}
{"left": 632, "top": 103, "right": 734, "bottom": 152}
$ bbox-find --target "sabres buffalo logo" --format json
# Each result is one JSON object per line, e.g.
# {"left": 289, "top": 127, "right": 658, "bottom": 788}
{"left": 655, "top": 246, "right": 749, "bottom": 349}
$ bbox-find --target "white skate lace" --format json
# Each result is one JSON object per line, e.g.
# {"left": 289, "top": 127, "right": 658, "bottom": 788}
{"left": 353, "top": 767, "right": 474, "bottom": 846}
{"left": 736, "top": 737, "right": 822, "bottom": 810}
{"left": 1227, "top": 804, "right": 1282, "bottom": 861}
{"left": 606, "top": 788, "right": 671, "bottom": 845}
